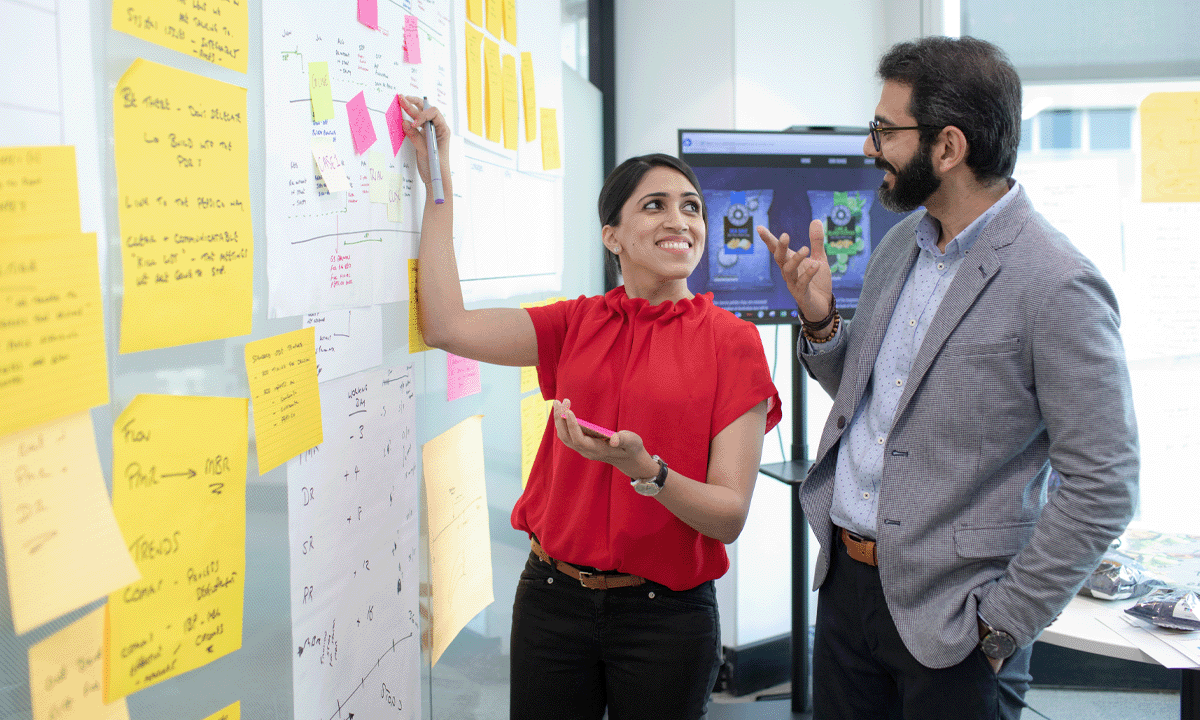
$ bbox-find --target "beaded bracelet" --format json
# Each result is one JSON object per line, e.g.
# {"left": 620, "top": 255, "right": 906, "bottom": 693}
{"left": 803, "top": 311, "right": 840, "bottom": 344}
{"left": 802, "top": 295, "right": 837, "bottom": 332}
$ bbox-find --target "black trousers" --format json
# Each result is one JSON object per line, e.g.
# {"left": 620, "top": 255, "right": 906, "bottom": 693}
{"left": 813, "top": 537, "right": 1033, "bottom": 720}
{"left": 509, "top": 551, "right": 721, "bottom": 720}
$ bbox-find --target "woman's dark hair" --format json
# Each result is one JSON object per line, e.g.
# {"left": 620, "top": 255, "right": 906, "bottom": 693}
{"left": 878, "top": 36, "right": 1022, "bottom": 183}
{"left": 598, "top": 153, "right": 704, "bottom": 282}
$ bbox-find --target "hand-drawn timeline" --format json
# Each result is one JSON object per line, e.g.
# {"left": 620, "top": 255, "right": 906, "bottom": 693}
{"left": 287, "top": 365, "right": 420, "bottom": 720}
{"left": 262, "top": 0, "right": 453, "bottom": 318}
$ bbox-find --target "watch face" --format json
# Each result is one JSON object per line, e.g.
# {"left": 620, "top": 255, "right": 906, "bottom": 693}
{"left": 981, "top": 631, "right": 1017, "bottom": 660}
{"left": 632, "top": 480, "right": 662, "bottom": 497}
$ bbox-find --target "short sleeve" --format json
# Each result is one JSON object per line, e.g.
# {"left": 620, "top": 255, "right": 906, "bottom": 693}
{"left": 525, "top": 296, "right": 584, "bottom": 400}
{"left": 712, "top": 320, "right": 783, "bottom": 437}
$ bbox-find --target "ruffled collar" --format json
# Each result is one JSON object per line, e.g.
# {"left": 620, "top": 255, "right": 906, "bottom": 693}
{"left": 603, "top": 286, "right": 712, "bottom": 321}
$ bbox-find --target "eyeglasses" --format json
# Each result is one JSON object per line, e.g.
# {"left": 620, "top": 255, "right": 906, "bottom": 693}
{"left": 868, "top": 120, "right": 943, "bottom": 152}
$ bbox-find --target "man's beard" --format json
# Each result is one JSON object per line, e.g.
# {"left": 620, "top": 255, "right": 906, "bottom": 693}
{"left": 876, "top": 143, "right": 941, "bottom": 213}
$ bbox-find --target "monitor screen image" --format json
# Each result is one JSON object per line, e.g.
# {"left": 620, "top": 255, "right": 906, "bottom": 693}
{"left": 679, "top": 128, "right": 908, "bottom": 323}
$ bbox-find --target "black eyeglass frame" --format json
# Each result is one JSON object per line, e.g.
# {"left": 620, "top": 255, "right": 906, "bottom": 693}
{"left": 868, "top": 120, "right": 944, "bottom": 152}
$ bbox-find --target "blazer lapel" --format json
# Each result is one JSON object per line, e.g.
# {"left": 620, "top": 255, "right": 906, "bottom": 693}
{"left": 892, "top": 191, "right": 1030, "bottom": 419}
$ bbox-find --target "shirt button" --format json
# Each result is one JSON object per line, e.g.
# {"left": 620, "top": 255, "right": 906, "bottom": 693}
{"left": 937, "top": 262, "right": 945, "bottom": 270}
{"left": 909, "top": 319, "right": 916, "bottom": 326}
{"left": 895, "top": 378, "right": 903, "bottom": 387}
{"left": 877, "top": 437, "right": 885, "bottom": 445}
{"left": 862, "top": 492, "right": 871, "bottom": 500}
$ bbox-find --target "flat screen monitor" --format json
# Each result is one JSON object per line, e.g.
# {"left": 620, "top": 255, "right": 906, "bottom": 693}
{"left": 679, "top": 127, "right": 907, "bottom": 323}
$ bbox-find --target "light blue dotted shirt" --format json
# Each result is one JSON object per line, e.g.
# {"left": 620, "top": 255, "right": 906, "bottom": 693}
{"left": 810, "top": 182, "right": 1020, "bottom": 539}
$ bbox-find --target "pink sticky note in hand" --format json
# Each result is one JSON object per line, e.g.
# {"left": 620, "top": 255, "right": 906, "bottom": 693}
{"left": 358, "top": 0, "right": 378, "bottom": 29}
{"left": 446, "top": 353, "right": 482, "bottom": 401}
{"left": 385, "top": 94, "right": 405, "bottom": 157}
{"left": 404, "top": 15, "right": 422, "bottom": 64}
{"left": 346, "top": 91, "right": 377, "bottom": 155}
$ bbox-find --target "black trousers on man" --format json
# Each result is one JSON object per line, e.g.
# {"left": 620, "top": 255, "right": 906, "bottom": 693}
{"left": 813, "top": 535, "right": 1033, "bottom": 719}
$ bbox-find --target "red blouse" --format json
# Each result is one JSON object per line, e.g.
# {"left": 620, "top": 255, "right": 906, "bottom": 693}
{"left": 514, "top": 287, "right": 782, "bottom": 590}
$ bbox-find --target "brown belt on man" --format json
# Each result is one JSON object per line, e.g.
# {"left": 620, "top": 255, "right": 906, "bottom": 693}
{"left": 840, "top": 527, "right": 878, "bottom": 567}
{"left": 530, "top": 536, "right": 647, "bottom": 590}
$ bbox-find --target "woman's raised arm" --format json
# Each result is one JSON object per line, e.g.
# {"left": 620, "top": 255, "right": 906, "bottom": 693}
{"left": 399, "top": 95, "right": 538, "bottom": 367}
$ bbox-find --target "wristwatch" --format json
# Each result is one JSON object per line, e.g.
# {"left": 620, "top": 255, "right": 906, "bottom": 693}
{"left": 978, "top": 616, "right": 1017, "bottom": 660}
{"left": 630, "top": 455, "right": 668, "bottom": 496}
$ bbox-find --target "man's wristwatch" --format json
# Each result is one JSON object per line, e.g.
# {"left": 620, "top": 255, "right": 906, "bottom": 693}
{"left": 630, "top": 455, "right": 668, "bottom": 496}
{"left": 978, "top": 616, "right": 1017, "bottom": 660}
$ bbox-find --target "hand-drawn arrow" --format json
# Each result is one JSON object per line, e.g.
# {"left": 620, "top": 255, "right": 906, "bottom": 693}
{"left": 161, "top": 469, "right": 197, "bottom": 479}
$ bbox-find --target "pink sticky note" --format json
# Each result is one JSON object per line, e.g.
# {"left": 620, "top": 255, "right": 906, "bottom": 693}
{"left": 346, "top": 91, "right": 377, "bottom": 155}
{"left": 358, "top": 0, "right": 378, "bottom": 29}
{"left": 447, "top": 354, "right": 482, "bottom": 401}
{"left": 404, "top": 15, "right": 422, "bottom": 64}
{"left": 385, "top": 94, "right": 405, "bottom": 156}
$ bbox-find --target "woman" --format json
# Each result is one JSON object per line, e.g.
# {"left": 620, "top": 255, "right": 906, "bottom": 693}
{"left": 399, "top": 95, "right": 781, "bottom": 720}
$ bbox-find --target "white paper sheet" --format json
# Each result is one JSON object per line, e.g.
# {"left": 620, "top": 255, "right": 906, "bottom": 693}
{"left": 263, "top": 0, "right": 453, "bottom": 317}
{"left": 287, "top": 365, "right": 420, "bottom": 719}
{"left": 303, "top": 306, "right": 384, "bottom": 383}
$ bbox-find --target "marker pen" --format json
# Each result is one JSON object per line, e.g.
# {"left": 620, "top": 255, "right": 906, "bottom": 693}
{"left": 422, "top": 96, "right": 444, "bottom": 204}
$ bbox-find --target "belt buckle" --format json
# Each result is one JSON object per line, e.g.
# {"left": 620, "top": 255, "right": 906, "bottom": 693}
{"left": 577, "top": 570, "right": 596, "bottom": 589}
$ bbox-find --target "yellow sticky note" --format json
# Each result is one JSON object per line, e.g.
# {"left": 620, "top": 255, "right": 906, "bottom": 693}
{"left": 540, "top": 108, "right": 560, "bottom": 170}
{"left": 29, "top": 607, "right": 130, "bottom": 720}
{"left": 0, "top": 146, "right": 80, "bottom": 236}
{"left": 244, "top": 326, "right": 323, "bottom": 474}
{"left": 422, "top": 415, "right": 493, "bottom": 665}
{"left": 308, "top": 61, "right": 335, "bottom": 122}
{"left": 484, "top": 39, "right": 503, "bottom": 144}
{"left": 503, "top": 0, "right": 517, "bottom": 45}
{"left": 0, "top": 412, "right": 140, "bottom": 636}
{"left": 0, "top": 232, "right": 108, "bottom": 437}
{"left": 520, "top": 53, "right": 537, "bottom": 142}
{"left": 201, "top": 702, "right": 239, "bottom": 720}
{"left": 1141, "top": 92, "right": 1200, "bottom": 202}
{"left": 464, "top": 25, "right": 483, "bottom": 137}
{"left": 112, "top": 0, "right": 249, "bottom": 73}
{"left": 113, "top": 59, "right": 253, "bottom": 353}
{"left": 502, "top": 55, "right": 519, "bottom": 151}
{"left": 520, "top": 393, "right": 551, "bottom": 489}
{"left": 486, "top": 0, "right": 503, "bottom": 39}
{"left": 408, "top": 259, "right": 430, "bottom": 353}
{"left": 466, "top": 0, "right": 482, "bottom": 26}
{"left": 368, "top": 150, "right": 386, "bottom": 203}
{"left": 106, "top": 394, "right": 248, "bottom": 701}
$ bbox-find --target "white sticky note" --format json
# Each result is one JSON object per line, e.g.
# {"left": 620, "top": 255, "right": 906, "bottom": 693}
{"left": 368, "top": 151, "right": 386, "bottom": 203}
{"left": 311, "top": 136, "right": 350, "bottom": 193}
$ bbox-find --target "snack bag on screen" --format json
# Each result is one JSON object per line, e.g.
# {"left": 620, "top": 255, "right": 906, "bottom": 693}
{"left": 705, "top": 189, "right": 774, "bottom": 291}
{"left": 808, "top": 190, "right": 873, "bottom": 282}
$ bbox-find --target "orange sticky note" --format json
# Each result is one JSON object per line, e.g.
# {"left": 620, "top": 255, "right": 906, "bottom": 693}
{"left": 1141, "top": 92, "right": 1200, "bottom": 202}
{"left": 0, "top": 232, "right": 108, "bottom": 438}
{"left": 244, "top": 326, "right": 323, "bottom": 474}
{"left": 0, "top": 146, "right": 80, "bottom": 236}
{"left": 502, "top": 54, "right": 519, "bottom": 151}
{"left": 486, "top": 0, "right": 503, "bottom": 38}
{"left": 503, "top": 0, "right": 517, "bottom": 45}
{"left": 466, "top": 0, "right": 482, "bottom": 26}
{"left": 540, "top": 108, "right": 560, "bottom": 170}
{"left": 484, "top": 39, "right": 503, "bottom": 144}
{"left": 464, "top": 24, "right": 483, "bottom": 137}
{"left": 520, "top": 52, "right": 537, "bottom": 142}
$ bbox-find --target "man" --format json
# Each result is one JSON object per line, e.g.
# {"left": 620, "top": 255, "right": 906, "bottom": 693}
{"left": 759, "top": 36, "right": 1138, "bottom": 719}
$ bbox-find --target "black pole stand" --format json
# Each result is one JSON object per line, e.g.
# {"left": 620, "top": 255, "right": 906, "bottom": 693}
{"left": 757, "top": 324, "right": 811, "bottom": 715}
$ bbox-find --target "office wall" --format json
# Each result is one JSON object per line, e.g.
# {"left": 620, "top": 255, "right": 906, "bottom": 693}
{"left": 613, "top": 0, "right": 926, "bottom": 647}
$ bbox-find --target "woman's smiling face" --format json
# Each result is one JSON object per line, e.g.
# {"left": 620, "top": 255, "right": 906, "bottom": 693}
{"left": 603, "top": 166, "right": 705, "bottom": 297}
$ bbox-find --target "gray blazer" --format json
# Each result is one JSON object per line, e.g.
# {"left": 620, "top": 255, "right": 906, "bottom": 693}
{"left": 800, "top": 187, "right": 1139, "bottom": 669}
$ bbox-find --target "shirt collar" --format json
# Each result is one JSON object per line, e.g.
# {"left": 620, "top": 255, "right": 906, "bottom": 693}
{"left": 915, "top": 179, "right": 1020, "bottom": 257}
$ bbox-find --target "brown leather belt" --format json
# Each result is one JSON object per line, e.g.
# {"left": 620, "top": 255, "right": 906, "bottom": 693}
{"left": 531, "top": 537, "right": 646, "bottom": 590}
{"left": 840, "top": 527, "right": 878, "bottom": 567}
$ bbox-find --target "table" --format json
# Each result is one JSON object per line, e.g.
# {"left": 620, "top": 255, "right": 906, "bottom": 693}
{"left": 1040, "top": 594, "right": 1199, "bottom": 719}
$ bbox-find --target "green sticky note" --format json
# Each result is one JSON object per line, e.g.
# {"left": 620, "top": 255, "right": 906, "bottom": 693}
{"left": 309, "top": 61, "right": 334, "bottom": 122}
